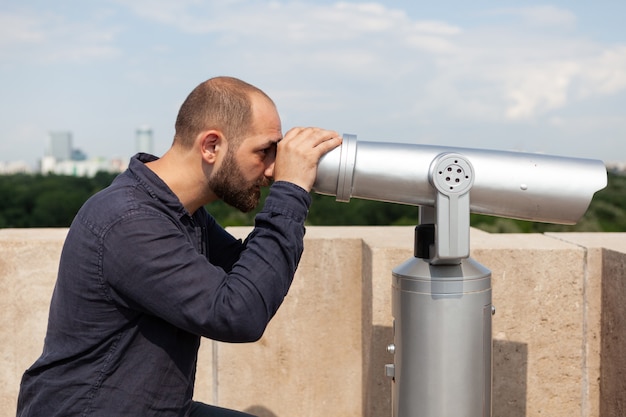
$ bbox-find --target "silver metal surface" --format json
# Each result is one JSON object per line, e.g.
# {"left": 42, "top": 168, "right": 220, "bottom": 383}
{"left": 314, "top": 134, "right": 607, "bottom": 224}
{"left": 313, "top": 134, "right": 606, "bottom": 417}
{"left": 430, "top": 153, "right": 474, "bottom": 261}
{"left": 391, "top": 257, "right": 492, "bottom": 417}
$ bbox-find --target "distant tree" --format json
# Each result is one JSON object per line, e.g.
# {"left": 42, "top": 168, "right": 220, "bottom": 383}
{"left": 92, "top": 171, "right": 119, "bottom": 192}
{"left": 306, "top": 195, "right": 418, "bottom": 226}
{"left": 0, "top": 170, "right": 624, "bottom": 232}
{"left": 31, "top": 189, "right": 88, "bottom": 227}
{"left": 0, "top": 172, "right": 117, "bottom": 228}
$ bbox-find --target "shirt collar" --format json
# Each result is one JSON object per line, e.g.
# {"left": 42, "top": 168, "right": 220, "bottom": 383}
{"left": 127, "top": 153, "right": 192, "bottom": 219}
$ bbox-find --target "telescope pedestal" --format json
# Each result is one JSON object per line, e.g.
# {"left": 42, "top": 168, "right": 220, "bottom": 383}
{"left": 386, "top": 152, "right": 492, "bottom": 417}
{"left": 389, "top": 256, "right": 492, "bottom": 417}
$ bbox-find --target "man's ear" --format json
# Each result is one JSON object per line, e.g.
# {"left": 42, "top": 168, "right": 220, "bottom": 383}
{"left": 199, "top": 130, "right": 225, "bottom": 164}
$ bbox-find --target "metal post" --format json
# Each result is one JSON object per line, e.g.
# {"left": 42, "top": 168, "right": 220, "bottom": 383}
{"left": 385, "top": 153, "right": 493, "bottom": 417}
{"left": 388, "top": 240, "right": 493, "bottom": 417}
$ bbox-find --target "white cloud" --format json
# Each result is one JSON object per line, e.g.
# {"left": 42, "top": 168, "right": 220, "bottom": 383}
{"left": 0, "top": 12, "right": 45, "bottom": 45}
{"left": 498, "top": 45, "right": 626, "bottom": 120}
{"left": 503, "top": 61, "right": 580, "bottom": 120}
{"left": 522, "top": 5, "right": 577, "bottom": 27}
{"left": 119, "top": 0, "right": 460, "bottom": 48}
{"left": 115, "top": 1, "right": 626, "bottom": 123}
{"left": 0, "top": 9, "right": 120, "bottom": 65}
{"left": 486, "top": 5, "right": 577, "bottom": 28}
{"left": 1, "top": 1, "right": 625, "bottom": 164}
{"left": 578, "top": 46, "right": 626, "bottom": 96}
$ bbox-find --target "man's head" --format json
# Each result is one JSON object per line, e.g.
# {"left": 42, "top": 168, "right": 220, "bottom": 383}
{"left": 173, "top": 76, "right": 282, "bottom": 212}
{"left": 173, "top": 76, "right": 274, "bottom": 151}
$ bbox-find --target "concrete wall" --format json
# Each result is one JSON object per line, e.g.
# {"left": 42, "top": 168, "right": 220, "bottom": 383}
{"left": 1, "top": 227, "right": 625, "bottom": 417}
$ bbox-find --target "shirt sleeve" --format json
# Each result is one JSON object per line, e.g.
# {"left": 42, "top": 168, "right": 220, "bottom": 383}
{"left": 102, "top": 181, "right": 311, "bottom": 343}
{"left": 202, "top": 212, "right": 244, "bottom": 273}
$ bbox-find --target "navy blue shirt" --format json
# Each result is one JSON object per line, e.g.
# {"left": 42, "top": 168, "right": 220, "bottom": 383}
{"left": 17, "top": 153, "right": 311, "bottom": 416}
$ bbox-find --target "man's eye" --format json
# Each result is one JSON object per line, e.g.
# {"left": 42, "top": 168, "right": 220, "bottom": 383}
{"left": 261, "top": 145, "right": 277, "bottom": 158}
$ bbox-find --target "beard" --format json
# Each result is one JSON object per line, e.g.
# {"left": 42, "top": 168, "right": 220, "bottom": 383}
{"left": 208, "top": 149, "right": 270, "bottom": 213}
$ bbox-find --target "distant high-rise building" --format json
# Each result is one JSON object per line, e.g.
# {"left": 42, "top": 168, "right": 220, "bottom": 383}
{"left": 71, "top": 148, "right": 88, "bottom": 161}
{"left": 135, "top": 126, "right": 154, "bottom": 154}
{"left": 46, "top": 131, "right": 73, "bottom": 161}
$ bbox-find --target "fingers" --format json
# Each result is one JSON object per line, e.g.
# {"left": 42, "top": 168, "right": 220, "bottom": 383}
{"left": 274, "top": 127, "right": 343, "bottom": 192}
{"left": 282, "top": 127, "right": 341, "bottom": 149}
{"left": 280, "top": 127, "right": 342, "bottom": 159}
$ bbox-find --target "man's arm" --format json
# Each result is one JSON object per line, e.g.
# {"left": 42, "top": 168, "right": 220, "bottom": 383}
{"left": 102, "top": 181, "right": 310, "bottom": 342}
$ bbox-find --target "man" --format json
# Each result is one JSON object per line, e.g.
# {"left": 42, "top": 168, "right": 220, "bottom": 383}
{"left": 16, "top": 76, "right": 342, "bottom": 416}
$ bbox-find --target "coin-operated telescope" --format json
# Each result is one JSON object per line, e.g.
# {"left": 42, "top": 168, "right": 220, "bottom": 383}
{"left": 313, "top": 134, "right": 607, "bottom": 417}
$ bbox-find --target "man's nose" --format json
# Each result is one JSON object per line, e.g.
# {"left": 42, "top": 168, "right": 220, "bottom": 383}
{"left": 264, "top": 159, "right": 275, "bottom": 179}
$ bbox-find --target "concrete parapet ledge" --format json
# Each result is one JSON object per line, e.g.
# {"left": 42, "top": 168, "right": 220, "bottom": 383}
{"left": 1, "top": 227, "right": 624, "bottom": 417}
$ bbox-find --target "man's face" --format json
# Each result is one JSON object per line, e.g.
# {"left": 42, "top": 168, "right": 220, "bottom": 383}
{"left": 208, "top": 95, "right": 282, "bottom": 213}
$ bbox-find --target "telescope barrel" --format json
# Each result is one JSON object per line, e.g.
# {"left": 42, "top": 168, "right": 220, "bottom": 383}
{"left": 314, "top": 134, "right": 607, "bottom": 224}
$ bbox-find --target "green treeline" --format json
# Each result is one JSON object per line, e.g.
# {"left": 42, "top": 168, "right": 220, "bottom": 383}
{"left": 1, "top": 171, "right": 625, "bottom": 232}
{"left": 0, "top": 172, "right": 118, "bottom": 228}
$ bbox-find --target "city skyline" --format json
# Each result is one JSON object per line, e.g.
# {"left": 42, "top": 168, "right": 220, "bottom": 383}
{"left": 1, "top": 1, "right": 626, "bottom": 169}
{"left": 0, "top": 127, "right": 148, "bottom": 174}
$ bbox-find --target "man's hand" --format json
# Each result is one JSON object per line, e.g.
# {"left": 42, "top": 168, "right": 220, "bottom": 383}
{"left": 273, "top": 127, "right": 343, "bottom": 192}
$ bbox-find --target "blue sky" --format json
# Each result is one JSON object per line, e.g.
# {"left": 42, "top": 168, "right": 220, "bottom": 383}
{"left": 1, "top": 1, "right": 625, "bottom": 168}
